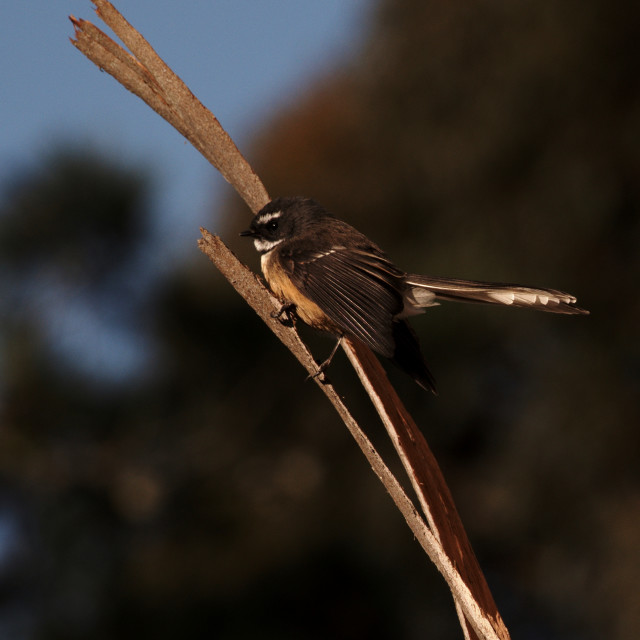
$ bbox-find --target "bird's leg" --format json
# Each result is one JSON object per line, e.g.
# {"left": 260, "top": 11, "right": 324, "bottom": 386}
{"left": 271, "top": 301, "right": 297, "bottom": 327}
{"left": 307, "top": 336, "right": 343, "bottom": 384}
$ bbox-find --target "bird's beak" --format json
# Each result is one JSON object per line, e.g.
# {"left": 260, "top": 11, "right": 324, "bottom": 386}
{"left": 239, "top": 229, "right": 255, "bottom": 237}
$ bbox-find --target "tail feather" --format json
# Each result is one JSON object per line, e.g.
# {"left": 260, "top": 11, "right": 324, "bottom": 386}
{"left": 391, "top": 320, "right": 437, "bottom": 394}
{"left": 405, "top": 274, "right": 589, "bottom": 315}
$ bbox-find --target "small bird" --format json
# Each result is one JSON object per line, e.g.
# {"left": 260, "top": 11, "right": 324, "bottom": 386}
{"left": 241, "top": 197, "right": 588, "bottom": 393}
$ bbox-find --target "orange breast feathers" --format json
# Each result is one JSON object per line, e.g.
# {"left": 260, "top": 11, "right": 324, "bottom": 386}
{"left": 261, "top": 250, "right": 338, "bottom": 333}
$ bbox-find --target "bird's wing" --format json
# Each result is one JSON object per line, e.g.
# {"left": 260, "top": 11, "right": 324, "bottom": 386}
{"left": 405, "top": 274, "right": 589, "bottom": 315}
{"left": 279, "top": 246, "right": 404, "bottom": 357}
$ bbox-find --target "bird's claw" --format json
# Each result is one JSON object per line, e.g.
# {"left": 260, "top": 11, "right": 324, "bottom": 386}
{"left": 271, "top": 302, "right": 297, "bottom": 327}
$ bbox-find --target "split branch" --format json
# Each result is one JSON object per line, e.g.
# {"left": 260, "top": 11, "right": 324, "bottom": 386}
{"left": 70, "top": 3, "right": 509, "bottom": 638}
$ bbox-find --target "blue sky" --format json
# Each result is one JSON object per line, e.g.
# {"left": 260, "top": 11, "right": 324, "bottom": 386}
{"left": 1, "top": 1, "right": 372, "bottom": 252}
{"left": 0, "top": 2, "right": 373, "bottom": 385}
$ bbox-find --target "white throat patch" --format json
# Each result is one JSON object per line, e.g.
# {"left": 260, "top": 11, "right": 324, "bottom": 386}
{"left": 254, "top": 237, "right": 284, "bottom": 253}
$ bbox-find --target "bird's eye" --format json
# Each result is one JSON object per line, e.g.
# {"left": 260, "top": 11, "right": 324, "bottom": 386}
{"left": 267, "top": 220, "right": 279, "bottom": 232}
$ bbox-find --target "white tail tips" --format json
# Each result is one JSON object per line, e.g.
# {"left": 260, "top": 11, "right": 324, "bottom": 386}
{"left": 404, "top": 274, "right": 589, "bottom": 315}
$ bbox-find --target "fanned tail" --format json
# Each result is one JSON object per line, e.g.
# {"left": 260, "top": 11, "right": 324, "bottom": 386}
{"left": 405, "top": 275, "right": 589, "bottom": 315}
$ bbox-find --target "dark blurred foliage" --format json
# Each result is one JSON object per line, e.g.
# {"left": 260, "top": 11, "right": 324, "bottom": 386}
{"left": 1, "top": 1, "right": 639, "bottom": 639}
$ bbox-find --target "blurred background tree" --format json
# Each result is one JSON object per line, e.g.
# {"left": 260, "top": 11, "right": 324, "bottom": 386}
{"left": 1, "top": 0, "right": 638, "bottom": 638}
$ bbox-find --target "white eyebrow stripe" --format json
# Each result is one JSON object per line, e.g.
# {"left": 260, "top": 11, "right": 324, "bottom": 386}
{"left": 256, "top": 210, "right": 282, "bottom": 224}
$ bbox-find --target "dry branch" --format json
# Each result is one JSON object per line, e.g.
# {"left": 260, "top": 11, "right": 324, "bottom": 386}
{"left": 71, "top": 1, "right": 268, "bottom": 213}
{"left": 70, "top": 3, "right": 510, "bottom": 639}
{"left": 198, "top": 232, "right": 506, "bottom": 640}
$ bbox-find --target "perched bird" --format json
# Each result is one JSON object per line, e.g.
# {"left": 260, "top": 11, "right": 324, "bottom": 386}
{"left": 241, "top": 196, "right": 588, "bottom": 393}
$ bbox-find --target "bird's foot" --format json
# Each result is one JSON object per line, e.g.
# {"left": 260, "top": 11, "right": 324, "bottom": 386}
{"left": 271, "top": 302, "right": 297, "bottom": 327}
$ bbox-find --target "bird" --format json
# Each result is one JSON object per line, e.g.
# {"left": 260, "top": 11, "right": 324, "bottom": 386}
{"left": 240, "top": 196, "right": 588, "bottom": 393}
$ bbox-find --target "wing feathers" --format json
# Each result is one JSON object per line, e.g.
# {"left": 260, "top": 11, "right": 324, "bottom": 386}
{"left": 309, "top": 269, "right": 392, "bottom": 354}
{"left": 283, "top": 247, "right": 403, "bottom": 357}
